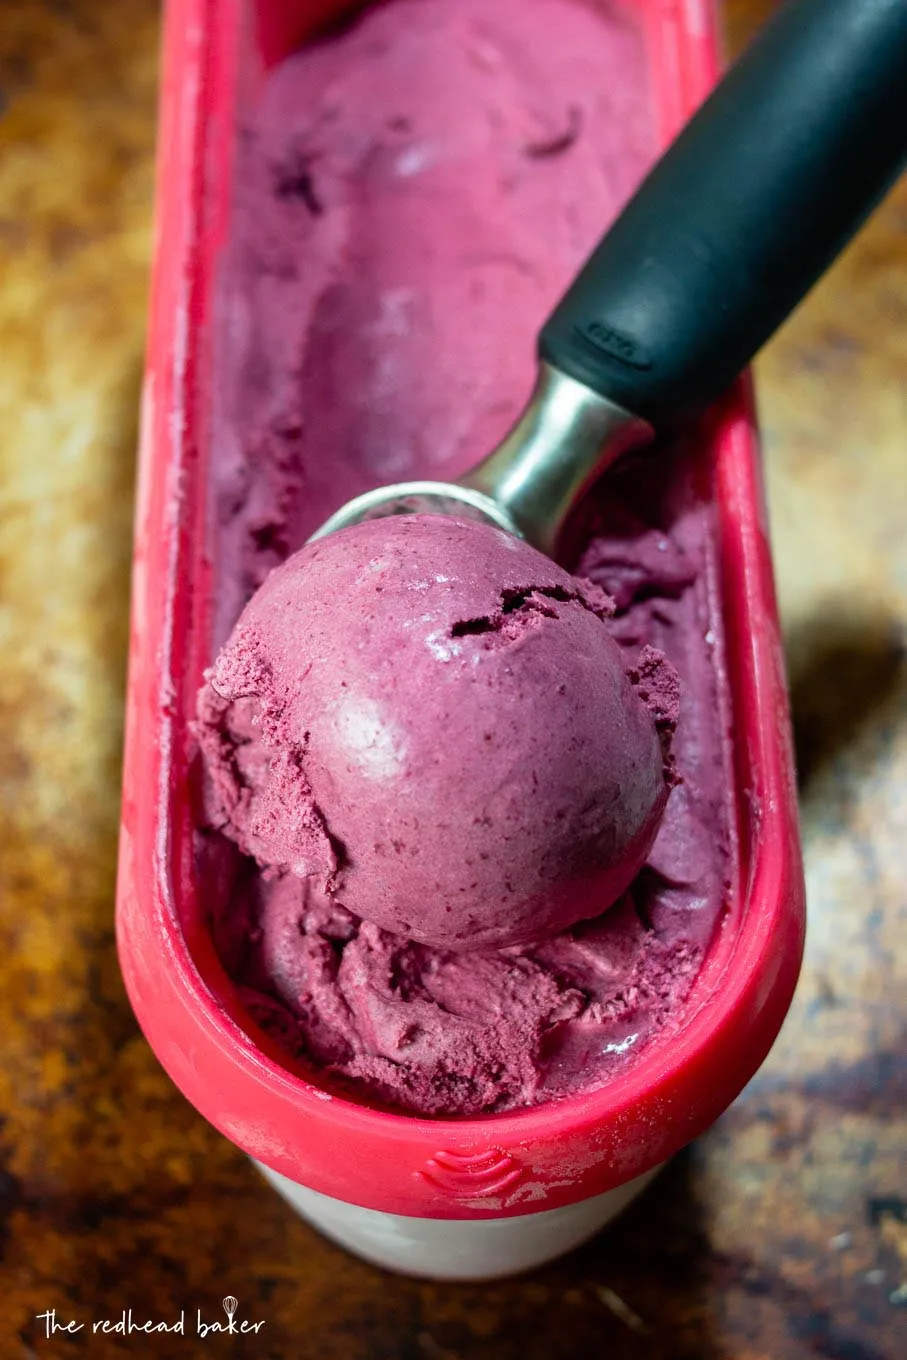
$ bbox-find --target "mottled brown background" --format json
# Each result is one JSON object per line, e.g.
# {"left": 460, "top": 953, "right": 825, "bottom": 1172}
{"left": 0, "top": 1, "right": 905, "bottom": 1357}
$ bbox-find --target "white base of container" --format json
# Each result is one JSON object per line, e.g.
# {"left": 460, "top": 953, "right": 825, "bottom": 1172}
{"left": 253, "top": 1160, "right": 662, "bottom": 1280}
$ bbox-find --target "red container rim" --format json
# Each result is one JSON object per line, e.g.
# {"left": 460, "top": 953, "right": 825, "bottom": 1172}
{"left": 116, "top": 0, "right": 805, "bottom": 1220}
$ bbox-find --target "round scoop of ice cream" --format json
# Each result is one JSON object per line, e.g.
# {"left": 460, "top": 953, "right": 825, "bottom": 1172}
{"left": 197, "top": 515, "right": 677, "bottom": 951}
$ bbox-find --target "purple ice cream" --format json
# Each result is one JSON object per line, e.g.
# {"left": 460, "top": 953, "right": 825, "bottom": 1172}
{"left": 197, "top": 0, "right": 735, "bottom": 1116}
{"left": 197, "top": 515, "right": 678, "bottom": 951}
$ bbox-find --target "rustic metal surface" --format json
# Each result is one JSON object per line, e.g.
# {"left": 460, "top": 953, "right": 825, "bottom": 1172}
{"left": 0, "top": 1, "right": 904, "bottom": 1355}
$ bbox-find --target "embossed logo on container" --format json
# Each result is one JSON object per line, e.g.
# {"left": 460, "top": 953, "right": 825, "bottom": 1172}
{"left": 573, "top": 321, "right": 652, "bottom": 370}
{"left": 417, "top": 1149, "right": 524, "bottom": 1199}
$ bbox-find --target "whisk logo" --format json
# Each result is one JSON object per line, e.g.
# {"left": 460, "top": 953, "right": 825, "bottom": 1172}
{"left": 35, "top": 1296, "right": 265, "bottom": 1341}
{"left": 197, "top": 1295, "right": 265, "bottom": 1337}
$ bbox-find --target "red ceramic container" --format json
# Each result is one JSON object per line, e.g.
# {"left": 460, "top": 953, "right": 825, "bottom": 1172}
{"left": 116, "top": 0, "right": 805, "bottom": 1276}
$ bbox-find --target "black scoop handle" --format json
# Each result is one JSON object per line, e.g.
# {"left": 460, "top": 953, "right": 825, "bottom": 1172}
{"left": 538, "top": 0, "right": 907, "bottom": 423}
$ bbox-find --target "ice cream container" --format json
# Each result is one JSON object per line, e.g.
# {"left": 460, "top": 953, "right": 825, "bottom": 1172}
{"left": 116, "top": 0, "right": 805, "bottom": 1279}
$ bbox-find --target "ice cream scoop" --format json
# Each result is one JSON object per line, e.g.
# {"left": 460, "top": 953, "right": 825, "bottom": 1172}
{"left": 198, "top": 515, "right": 678, "bottom": 952}
{"left": 313, "top": 0, "right": 907, "bottom": 556}
{"left": 199, "top": 0, "right": 905, "bottom": 954}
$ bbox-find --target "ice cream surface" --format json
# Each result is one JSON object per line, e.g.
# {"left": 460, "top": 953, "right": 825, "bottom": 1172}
{"left": 198, "top": 515, "right": 678, "bottom": 951}
{"left": 200, "top": 0, "right": 736, "bottom": 1115}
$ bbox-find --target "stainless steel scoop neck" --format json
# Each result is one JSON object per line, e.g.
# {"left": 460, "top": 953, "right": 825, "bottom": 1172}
{"left": 309, "top": 363, "right": 652, "bottom": 555}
